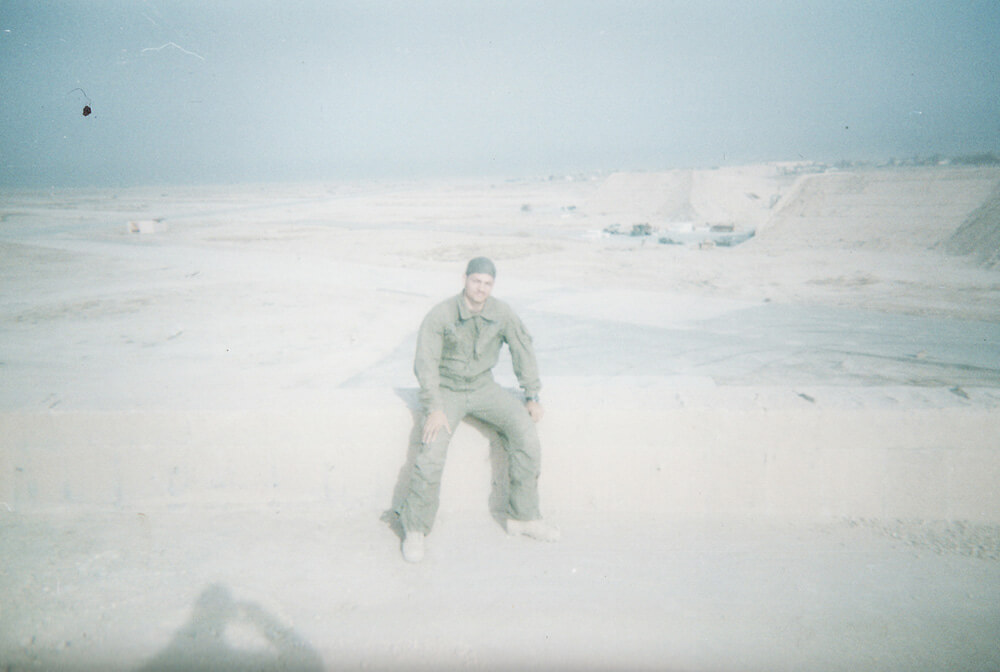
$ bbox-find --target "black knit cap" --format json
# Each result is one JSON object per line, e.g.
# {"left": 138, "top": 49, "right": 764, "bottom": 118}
{"left": 465, "top": 256, "right": 496, "bottom": 277}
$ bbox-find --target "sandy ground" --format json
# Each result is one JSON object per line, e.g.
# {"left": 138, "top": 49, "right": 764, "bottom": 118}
{"left": 2, "top": 507, "right": 999, "bottom": 672}
{"left": 2, "top": 164, "right": 1000, "bottom": 670}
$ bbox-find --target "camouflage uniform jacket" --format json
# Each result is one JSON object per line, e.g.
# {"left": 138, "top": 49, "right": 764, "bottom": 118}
{"left": 414, "top": 293, "right": 541, "bottom": 413}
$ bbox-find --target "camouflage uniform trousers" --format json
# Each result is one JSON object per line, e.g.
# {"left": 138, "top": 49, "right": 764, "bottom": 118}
{"left": 397, "top": 379, "right": 542, "bottom": 535}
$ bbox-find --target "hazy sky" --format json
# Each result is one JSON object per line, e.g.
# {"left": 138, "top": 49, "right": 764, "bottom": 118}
{"left": 2, "top": 0, "right": 998, "bottom": 186}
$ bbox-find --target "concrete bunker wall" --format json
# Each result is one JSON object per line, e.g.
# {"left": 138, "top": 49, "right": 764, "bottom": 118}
{"left": 3, "top": 386, "right": 998, "bottom": 523}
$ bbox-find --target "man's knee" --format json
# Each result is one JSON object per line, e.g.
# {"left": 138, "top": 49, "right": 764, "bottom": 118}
{"left": 509, "top": 411, "right": 540, "bottom": 443}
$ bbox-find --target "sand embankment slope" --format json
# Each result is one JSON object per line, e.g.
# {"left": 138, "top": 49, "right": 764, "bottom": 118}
{"left": 942, "top": 179, "right": 1000, "bottom": 268}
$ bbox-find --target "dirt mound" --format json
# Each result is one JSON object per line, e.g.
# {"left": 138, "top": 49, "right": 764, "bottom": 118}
{"left": 586, "top": 166, "right": 798, "bottom": 229}
{"left": 941, "top": 181, "right": 1000, "bottom": 268}
{"left": 753, "top": 167, "right": 1000, "bottom": 253}
{"left": 587, "top": 170, "right": 696, "bottom": 222}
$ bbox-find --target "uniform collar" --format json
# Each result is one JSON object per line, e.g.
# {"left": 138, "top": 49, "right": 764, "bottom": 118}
{"left": 456, "top": 292, "right": 497, "bottom": 321}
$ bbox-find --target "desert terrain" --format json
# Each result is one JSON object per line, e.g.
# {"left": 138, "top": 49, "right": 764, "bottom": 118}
{"left": 2, "top": 163, "right": 1000, "bottom": 670}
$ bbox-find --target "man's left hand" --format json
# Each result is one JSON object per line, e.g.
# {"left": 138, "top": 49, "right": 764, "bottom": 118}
{"left": 525, "top": 400, "right": 544, "bottom": 423}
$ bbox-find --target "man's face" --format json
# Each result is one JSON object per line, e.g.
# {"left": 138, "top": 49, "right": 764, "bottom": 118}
{"left": 463, "top": 272, "right": 494, "bottom": 307}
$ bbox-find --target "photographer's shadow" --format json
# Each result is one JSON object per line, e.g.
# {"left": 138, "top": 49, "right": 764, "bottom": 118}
{"left": 382, "top": 388, "right": 511, "bottom": 539}
{"left": 136, "top": 584, "right": 323, "bottom": 672}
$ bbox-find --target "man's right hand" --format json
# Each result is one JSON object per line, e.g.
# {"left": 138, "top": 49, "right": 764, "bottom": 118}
{"left": 422, "top": 410, "right": 451, "bottom": 444}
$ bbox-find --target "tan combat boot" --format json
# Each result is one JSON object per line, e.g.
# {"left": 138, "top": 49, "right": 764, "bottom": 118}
{"left": 506, "top": 518, "right": 560, "bottom": 542}
{"left": 402, "top": 530, "right": 425, "bottom": 563}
